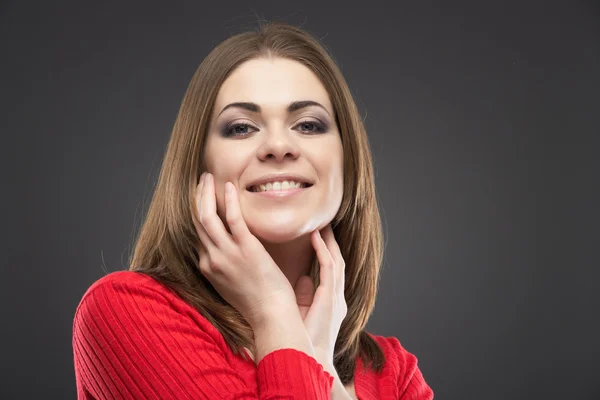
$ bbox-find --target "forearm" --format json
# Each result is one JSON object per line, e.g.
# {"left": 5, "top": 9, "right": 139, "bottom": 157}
{"left": 252, "top": 307, "right": 316, "bottom": 364}
{"left": 252, "top": 307, "right": 350, "bottom": 398}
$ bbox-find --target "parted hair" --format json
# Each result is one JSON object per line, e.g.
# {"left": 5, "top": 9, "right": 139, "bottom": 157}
{"left": 129, "top": 20, "right": 385, "bottom": 384}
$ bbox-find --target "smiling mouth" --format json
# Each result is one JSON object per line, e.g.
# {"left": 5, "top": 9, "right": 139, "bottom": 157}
{"left": 247, "top": 182, "right": 313, "bottom": 193}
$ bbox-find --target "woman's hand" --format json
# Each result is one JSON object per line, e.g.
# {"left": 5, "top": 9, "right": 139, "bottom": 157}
{"left": 192, "top": 172, "right": 298, "bottom": 328}
{"left": 294, "top": 225, "right": 348, "bottom": 366}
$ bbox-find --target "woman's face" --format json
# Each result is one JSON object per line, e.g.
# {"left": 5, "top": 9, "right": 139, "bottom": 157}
{"left": 203, "top": 57, "right": 344, "bottom": 243}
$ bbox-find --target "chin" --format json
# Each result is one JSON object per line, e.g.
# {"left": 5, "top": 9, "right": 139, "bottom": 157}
{"left": 246, "top": 221, "right": 311, "bottom": 244}
{"left": 249, "top": 226, "right": 304, "bottom": 244}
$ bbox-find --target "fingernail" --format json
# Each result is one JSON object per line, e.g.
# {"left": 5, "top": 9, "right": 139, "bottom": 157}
{"left": 225, "top": 182, "right": 232, "bottom": 194}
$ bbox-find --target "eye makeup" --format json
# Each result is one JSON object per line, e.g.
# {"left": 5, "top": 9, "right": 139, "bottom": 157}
{"left": 220, "top": 118, "right": 329, "bottom": 138}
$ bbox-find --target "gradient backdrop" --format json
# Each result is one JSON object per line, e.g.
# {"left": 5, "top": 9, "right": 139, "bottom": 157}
{"left": 1, "top": 1, "right": 599, "bottom": 399}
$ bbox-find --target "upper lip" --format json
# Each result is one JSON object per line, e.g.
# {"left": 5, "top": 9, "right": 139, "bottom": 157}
{"left": 246, "top": 173, "right": 314, "bottom": 190}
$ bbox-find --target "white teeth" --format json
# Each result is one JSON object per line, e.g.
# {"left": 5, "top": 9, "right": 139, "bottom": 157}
{"left": 252, "top": 180, "right": 307, "bottom": 192}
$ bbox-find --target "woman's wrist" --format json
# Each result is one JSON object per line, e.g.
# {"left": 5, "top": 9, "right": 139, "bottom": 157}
{"left": 321, "top": 361, "right": 338, "bottom": 381}
{"left": 319, "top": 363, "right": 352, "bottom": 400}
{"left": 252, "top": 309, "right": 316, "bottom": 363}
{"left": 245, "top": 294, "right": 299, "bottom": 329}
{"left": 330, "top": 378, "right": 353, "bottom": 400}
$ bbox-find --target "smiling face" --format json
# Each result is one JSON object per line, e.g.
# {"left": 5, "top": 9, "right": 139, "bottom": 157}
{"left": 203, "top": 57, "right": 344, "bottom": 244}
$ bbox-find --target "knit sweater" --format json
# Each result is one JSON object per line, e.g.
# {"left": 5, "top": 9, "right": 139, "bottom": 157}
{"left": 72, "top": 271, "right": 434, "bottom": 399}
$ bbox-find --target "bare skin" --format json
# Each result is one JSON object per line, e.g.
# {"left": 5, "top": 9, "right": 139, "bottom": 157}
{"left": 203, "top": 57, "right": 344, "bottom": 291}
{"left": 194, "top": 173, "right": 351, "bottom": 398}
{"left": 196, "top": 57, "right": 353, "bottom": 398}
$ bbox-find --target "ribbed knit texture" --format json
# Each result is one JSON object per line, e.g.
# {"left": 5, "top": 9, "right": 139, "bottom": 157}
{"left": 72, "top": 271, "right": 433, "bottom": 399}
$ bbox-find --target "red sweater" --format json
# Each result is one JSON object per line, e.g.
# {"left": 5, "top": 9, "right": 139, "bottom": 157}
{"left": 72, "top": 271, "right": 434, "bottom": 399}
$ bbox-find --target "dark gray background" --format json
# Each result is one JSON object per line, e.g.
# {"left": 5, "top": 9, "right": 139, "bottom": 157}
{"left": 1, "top": 1, "right": 598, "bottom": 399}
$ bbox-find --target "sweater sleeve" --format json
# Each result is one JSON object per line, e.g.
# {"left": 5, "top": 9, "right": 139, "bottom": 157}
{"left": 390, "top": 337, "right": 434, "bottom": 400}
{"left": 72, "top": 273, "right": 334, "bottom": 399}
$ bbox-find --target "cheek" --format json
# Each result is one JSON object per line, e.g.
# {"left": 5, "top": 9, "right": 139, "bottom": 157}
{"left": 332, "top": 165, "right": 344, "bottom": 206}
{"left": 315, "top": 148, "right": 344, "bottom": 205}
{"left": 325, "top": 140, "right": 344, "bottom": 185}
{"left": 204, "top": 140, "right": 248, "bottom": 180}
{"left": 332, "top": 144, "right": 345, "bottom": 206}
{"left": 203, "top": 143, "right": 252, "bottom": 219}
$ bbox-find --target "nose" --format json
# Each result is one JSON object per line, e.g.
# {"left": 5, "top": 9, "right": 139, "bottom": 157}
{"left": 256, "top": 128, "right": 300, "bottom": 162}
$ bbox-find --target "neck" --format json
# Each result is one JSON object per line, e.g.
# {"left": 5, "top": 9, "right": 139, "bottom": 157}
{"left": 261, "top": 234, "right": 315, "bottom": 290}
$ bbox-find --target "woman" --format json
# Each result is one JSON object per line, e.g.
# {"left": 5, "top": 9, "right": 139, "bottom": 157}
{"left": 72, "top": 21, "right": 434, "bottom": 399}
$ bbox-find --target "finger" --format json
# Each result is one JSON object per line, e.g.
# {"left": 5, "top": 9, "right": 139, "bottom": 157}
{"left": 195, "top": 219, "right": 216, "bottom": 253}
{"left": 225, "top": 181, "right": 252, "bottom": 242}
{"left": 311, "top": 229, "right": 335, "bottom": 293}
{"left": 195, "top": 172, "right": 206, "bottom": 222}
{"left": 294, "top": 275, "right": 314, "bottom": 320}
{"left": 197, "top": 238, "right": 211, "bottom": 273}
{"left": 320, "top": 224, "right": 345, "bottom": 288}
{"left": 199, "top": 171, "right": 206, "bottom": 192}
{"left": 200, "top": 173, "right": 234, "bottom": 249}
{"left": 193, "top": 172, "right": 206, "bottom": 223}
{"left": 193, "top": 173, "right": 217, "bottom": 254}
{"left": 320, "top": 224, "right": 344, "bottom": 266}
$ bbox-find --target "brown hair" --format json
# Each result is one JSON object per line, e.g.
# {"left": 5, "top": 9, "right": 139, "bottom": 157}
{"left": 129, "top": 20, "right": 385, "bottom": 384}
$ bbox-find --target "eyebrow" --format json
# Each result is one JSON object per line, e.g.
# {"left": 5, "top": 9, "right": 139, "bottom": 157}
{"left": 217, "top": 100, "right": 330, "bottom": 118}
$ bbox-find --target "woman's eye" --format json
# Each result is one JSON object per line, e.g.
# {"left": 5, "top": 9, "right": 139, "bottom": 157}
{"left": 221, "top": 123, "right": 256, "bottom": 138}
{"left": 295, "top": 120, "right": 327, "bottom": 134}
{"left": 221, "top": 119, "right": 327, "bottom": 138}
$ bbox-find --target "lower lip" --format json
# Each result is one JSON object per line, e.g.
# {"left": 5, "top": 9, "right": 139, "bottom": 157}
{"left": 247, "top": 186, "right": 311, "bottom": 198}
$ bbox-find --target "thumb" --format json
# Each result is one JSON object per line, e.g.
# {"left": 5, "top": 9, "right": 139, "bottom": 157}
{"left": 294, "top": 275, "right": 314, "bottom": 320}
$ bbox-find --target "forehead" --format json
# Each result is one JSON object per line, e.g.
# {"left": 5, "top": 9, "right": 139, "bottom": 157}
{"left": 213, "top": 58, "right": 334, "bottom": 115}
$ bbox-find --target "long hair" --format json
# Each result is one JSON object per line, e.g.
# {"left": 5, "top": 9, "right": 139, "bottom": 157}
{"left": 129, "top": 20, "right": 385, "bottom": 384}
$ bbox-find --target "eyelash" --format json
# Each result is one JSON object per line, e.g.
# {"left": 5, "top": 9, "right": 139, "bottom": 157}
{"left": 221, "top": 119, "right": 328, "bottom": 138}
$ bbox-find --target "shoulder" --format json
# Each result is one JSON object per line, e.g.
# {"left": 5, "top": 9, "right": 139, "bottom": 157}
{"left": 367, "top": 333, "right": 419, "bottom": 370}
{"left": 72, "top": 270, "right": 211, "bottom": 333}
{"left": 78, "top": 270, "right": 166, "bottom": 298}
{"left": 74, "top": 271, "right": 169, "bottom": 314}
{"left": 366, "top": 333, "right": 434, "bottom": 399}
{"left": 77, "top": 269, "right": 164, "bottom": 295}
